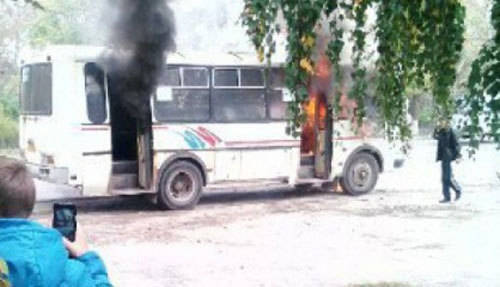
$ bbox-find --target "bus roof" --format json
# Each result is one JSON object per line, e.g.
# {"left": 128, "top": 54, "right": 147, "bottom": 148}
{"left": 166, "top": 51, "right": 285, "bottom": 67}
{"left": 19, "top": 45, "right": 286, "bottom": 67}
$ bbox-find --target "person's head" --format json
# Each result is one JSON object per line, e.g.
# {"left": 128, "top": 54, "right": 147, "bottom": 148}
{"left": 438, "top": 118, "right": 450, "bottom": 130}
{"left": 0, "top": 157, "right": 36, "bottom": 218}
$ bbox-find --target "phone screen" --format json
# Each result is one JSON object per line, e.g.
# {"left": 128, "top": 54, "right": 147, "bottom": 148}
{"left": 52, "top": 203, "right": 77, "bottom": 242}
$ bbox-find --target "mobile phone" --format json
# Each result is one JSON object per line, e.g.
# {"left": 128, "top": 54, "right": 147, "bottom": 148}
{"left": 52, "top": 203, "right": 77, "bottom": 242}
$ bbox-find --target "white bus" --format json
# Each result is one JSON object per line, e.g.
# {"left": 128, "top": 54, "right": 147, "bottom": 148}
{"left": 19, "top": 45, "right": 403, "bottom": 209}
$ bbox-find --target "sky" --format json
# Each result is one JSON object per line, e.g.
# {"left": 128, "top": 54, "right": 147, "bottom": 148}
{"left": 169, "top": 0, "right": 255, "bottom": 53}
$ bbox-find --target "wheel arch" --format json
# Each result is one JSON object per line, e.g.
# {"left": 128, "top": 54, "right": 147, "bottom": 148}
{"left": 342, "top": 144, "right": 384, "bottom": 176}
{"left": 157, "top": 152, "right": 208, "bottom": 191}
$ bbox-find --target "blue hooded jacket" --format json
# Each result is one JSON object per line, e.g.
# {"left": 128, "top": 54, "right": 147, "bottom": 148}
{"left": 0, "top": 218, "right": 112, "bottom": 287}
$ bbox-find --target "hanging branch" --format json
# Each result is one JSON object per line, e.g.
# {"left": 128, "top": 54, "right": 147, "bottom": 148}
{"left": 242, "top": 0, "right": 467, "bottom": 146}
{"left": 325, "top": 0, "right": 344, "bottom": 117}
{"left": 375, "top": 0, "right": 465, "bottom": 142}
{"left": 350, "top": 0, "right": 370, "bottom": 127}
{"left": 464, "top": 0, "right": 500, "bottom": 149}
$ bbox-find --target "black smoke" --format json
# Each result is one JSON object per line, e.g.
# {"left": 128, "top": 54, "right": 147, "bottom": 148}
{"left": 104, "top": 0, "right": 176, "bottom": 119}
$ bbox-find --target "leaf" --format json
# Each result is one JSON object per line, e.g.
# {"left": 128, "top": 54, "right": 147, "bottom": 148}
{"left": 300, "top": 34, "right": 315, "bottom": 49}
{"left": 299, "top": 58, "right": 315, "bottom": 75}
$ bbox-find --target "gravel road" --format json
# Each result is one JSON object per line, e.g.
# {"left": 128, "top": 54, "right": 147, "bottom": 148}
{"left": 33, "top": 140, "right": 500, "bottom": 287}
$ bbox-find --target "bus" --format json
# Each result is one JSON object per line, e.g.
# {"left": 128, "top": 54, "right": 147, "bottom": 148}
{"left": 19, "top": 45, "right": 404, "bottom": 209}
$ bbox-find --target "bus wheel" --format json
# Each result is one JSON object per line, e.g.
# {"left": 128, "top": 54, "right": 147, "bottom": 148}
{"left": 341, "top": 152, "right": 379, "bottom": 196}
{"left": 158, "top": 161, "right": 203, "bottom": 210}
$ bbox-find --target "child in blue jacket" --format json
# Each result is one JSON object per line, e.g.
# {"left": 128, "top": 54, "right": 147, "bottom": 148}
{"left": 0, "top": 157, "right": 112, "bottom": 286}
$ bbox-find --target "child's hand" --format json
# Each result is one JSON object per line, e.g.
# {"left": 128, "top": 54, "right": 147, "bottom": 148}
{"left": 62, "top": 224, "right": 89, "bottom": 258}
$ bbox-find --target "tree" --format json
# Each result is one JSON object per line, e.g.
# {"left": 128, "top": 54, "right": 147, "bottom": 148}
{"left": 463, "top": 0, "right": 500, "bottom": 148}
{"left": 0, "top": 1, "right": 32, "bottom": 148}
{"left": 408, "top": 0, "right": 491, "bottom": 136}
{"left": 241, "top": 0, "right": 473, "bottom": 146}
{"left": 27, "top": 0, "right": 106, "bottom": 46}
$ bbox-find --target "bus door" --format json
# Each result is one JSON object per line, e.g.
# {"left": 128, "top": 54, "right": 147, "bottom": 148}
{"left": 137, "top": 112, "right": 153, "bottom": 189}
{"left": 299, "top": 90, "right": 332, "bottom": 180}
{"left": 107, "top": 78, "right": 153, "bottom": 192}
{"left": 312, "top": 92, "right": 331, "bottom": 179}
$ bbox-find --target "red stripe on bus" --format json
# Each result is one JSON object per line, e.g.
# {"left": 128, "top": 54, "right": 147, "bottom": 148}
{"left": 152, "top": 125, "right": 169, "bottom": 130}
{"left": 81, "top": 126, "right": 109, "bottom": 131}
{"left": 225, "top": 140, "right": 300, "bottom": 146}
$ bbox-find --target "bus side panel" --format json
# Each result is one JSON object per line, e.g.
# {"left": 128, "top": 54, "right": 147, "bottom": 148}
{"left": 152, "top": 123, "right": 300, "bottom": 184}
{"left": 214, "top": 150, "right": 241, "bottom": 181}
{"left": 287, "top": 146, "right": 300, "bottom": 184}
{"left": 332, "top": 139, "right": 364, "bottom": 177}
{"left": 81, "top": 154, "right": 112, "bottom": 196}
{"left": 332, "top": 120, "right": 365, "bottom": 178}
{"left": 79, "top": 125, "right": 113, "bottom": 196}
{"left": 239, "top": 148, "right": 293, "bottom": 180}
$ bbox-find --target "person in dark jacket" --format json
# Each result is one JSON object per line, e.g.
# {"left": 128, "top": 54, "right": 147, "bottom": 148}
{"left": 0, "top": 157, "right": 112, "bottom": 286}
{"left": 433, "top": 120, "right": 462, "bottom": 203}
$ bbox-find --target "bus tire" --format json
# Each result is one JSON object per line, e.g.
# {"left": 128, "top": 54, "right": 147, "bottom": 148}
{"left": 340, "top": 152, "right": 379, "bottom": 196}
{"left": 158, "top": 161, "right": 203, "bottom": 210}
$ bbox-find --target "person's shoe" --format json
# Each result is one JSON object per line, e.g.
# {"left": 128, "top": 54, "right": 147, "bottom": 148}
{"left": 439, "top": 198, "right": 451, "bottom": 203}
{"left": 455, "top": 192, "right": 461, "bottom": 201}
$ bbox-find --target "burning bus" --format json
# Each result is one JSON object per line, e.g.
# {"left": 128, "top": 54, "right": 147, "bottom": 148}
{"left": 18, "top": 45, "right": 404, "bottom": 210}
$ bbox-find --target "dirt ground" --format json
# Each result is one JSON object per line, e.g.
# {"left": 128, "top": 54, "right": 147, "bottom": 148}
{"left": 33, "top": 140, "right": 500, "bottom": 287}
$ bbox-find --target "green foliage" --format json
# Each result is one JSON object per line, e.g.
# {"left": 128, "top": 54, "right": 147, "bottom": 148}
{"left": 27, "top": 0, "right": 82, "bottom": 46}
{"left": 326, "top": 1, "right": 345, "bottom": 117}
{"left": 0, "top": 103, "right": 18, "bottom": 149}
{"left": 0, "top": 75, "right": 19, "bottom": 148}
{"left": 241, "top": 0, "right": 466, "bottom": 144}
{"left": 375, "top": 0, "right": 465, "bottom": 141}
{"left": 27, "top": 0, "right": 102, "bottom": 46}
{"left": 242, "top": 0, "right": 333, "bottom": 136}
{"left": 0, "top": 75, "right": 20, "bottom": 120}
{"left": 463, "top": 0, "right": 500, "bottom": 148}
{"left": 350, "top": 0, "right": 370, "bottom": 127}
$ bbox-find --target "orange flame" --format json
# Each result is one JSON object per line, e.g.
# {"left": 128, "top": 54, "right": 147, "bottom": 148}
{"left": 300, "top": 54, "right": 331, "bottom": 154}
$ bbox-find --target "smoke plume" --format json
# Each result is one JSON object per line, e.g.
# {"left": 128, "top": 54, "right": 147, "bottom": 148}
{"left": 104, "top": 0, "right": 176, "bottom": 119}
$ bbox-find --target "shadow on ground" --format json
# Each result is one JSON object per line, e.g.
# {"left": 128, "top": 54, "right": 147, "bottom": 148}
{"left": 34, "top": 186, "right": 339, "bottom": 214}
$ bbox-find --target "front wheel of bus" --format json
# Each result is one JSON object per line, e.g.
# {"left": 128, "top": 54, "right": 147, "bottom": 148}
{"left": 341, "top": 152, "right": 379, "bottom": 196}
{"left": 158, "top": 161, "right": 203, "bottom": 210}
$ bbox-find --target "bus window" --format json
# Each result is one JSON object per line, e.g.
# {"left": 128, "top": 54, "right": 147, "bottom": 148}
{"left": 154, "top": 67, "right": 209, "bottom": 122}
{"left": 183, "top": 68, "right": 208, "bottom": 87}
{"left": 269, "top": 90, "right": 288, "bottom": 120}
{"left": 20, "top": 63, "right": 52, "bottom": 115}
{"left": 161, "top": 67, "right": 181, "bottom": 86}
{"left": 240, "top": 69, "right": 264, "bottom": 87}
{"left": 84, "top": 63, "right": 107, "bottom": 124}
{"left": 269, "top": 68, "right": 289, "bottom": 120}
{"left": 154, "top": 90, "right": 210, "bottom": 122}
{"left": 212, "top": 90, "right": 266, "bottom": 122}
{"left": 214, "top": 69, "right": 238, "bottom": 87}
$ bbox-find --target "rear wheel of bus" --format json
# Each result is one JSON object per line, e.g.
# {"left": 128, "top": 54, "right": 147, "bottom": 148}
{"left": 341, "top": 152, "right": 379, "bottom": 196}
{"left": 158, "top": 161, "right": 203, "bottom": 210}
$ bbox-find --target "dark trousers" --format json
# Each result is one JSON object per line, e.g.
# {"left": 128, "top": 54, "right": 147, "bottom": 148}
{"left": 441, "top": 160, "right": 461, "bottom": 200}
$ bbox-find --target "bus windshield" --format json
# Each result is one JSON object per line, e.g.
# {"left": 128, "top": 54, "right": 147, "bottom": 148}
{"left": 20, "top": 63, "right": 52, "bottom": 115}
